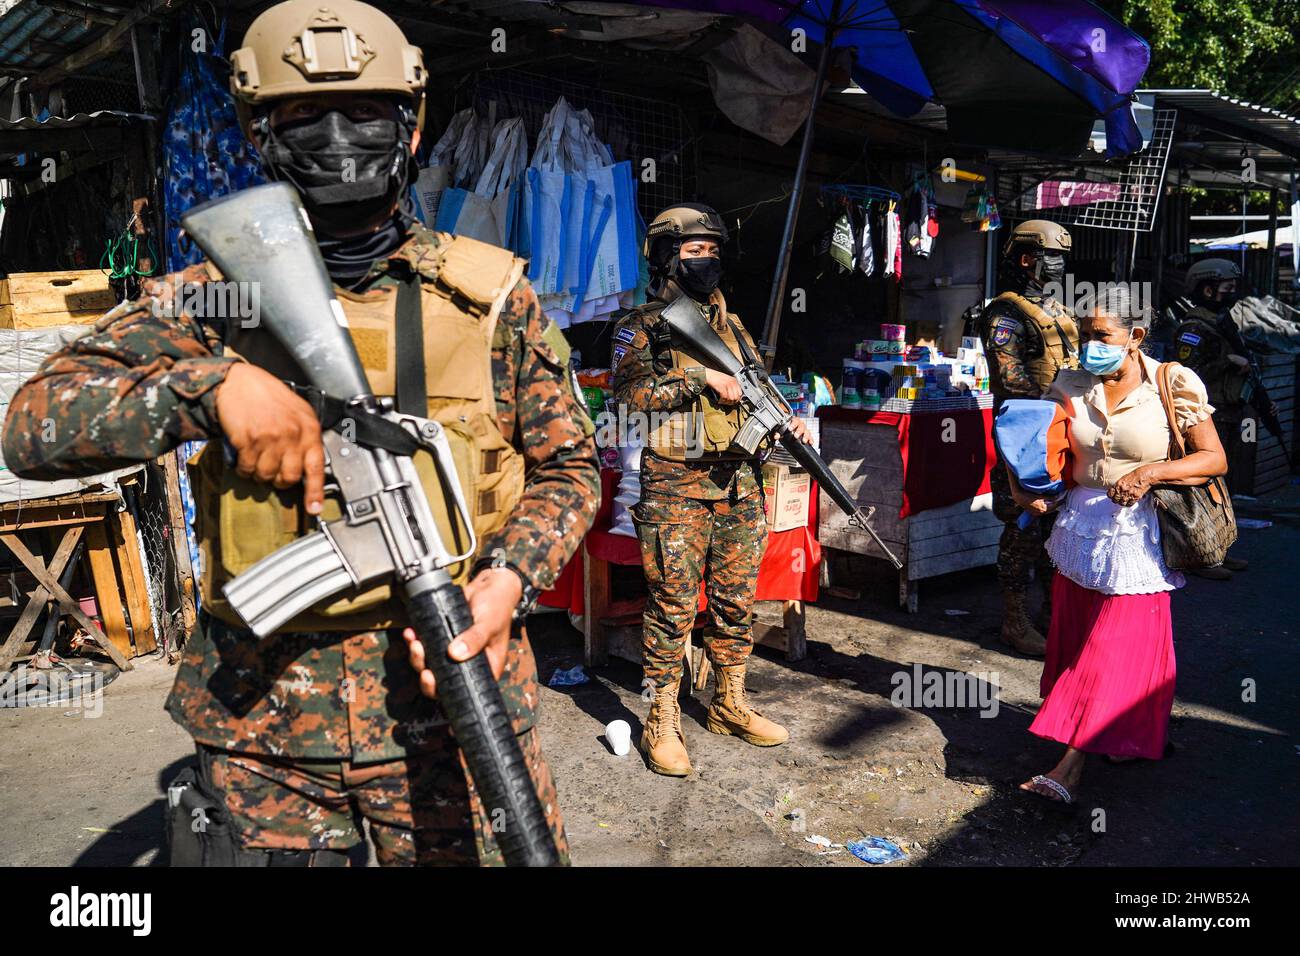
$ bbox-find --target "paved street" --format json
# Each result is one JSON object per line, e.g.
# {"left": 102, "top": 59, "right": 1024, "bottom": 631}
{"left": 2, "top": 490, "right": 1295, "bottom": 867}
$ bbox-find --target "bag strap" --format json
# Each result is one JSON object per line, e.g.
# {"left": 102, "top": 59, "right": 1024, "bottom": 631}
{"left": 1157, "top": 360, "right": 1226, "bottom": 506}
{"left": 394, "top": 270, "right": 428, "bottom": 418}
{"left": 1155, "top": 361, "right": 1187, "bottom": 461}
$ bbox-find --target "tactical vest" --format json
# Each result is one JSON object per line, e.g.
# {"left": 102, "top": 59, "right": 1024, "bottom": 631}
{"left": 990, "top": 291, "right": 1079, "bottom": 390}
{"left": 1179, "top": 307, "right": 1248, "bottom": 410}
{"left": 189, "top": 234, "right": 528, "bottom": 633}
{"left": 643, "top": 292, "right": 751, "bottom": 462}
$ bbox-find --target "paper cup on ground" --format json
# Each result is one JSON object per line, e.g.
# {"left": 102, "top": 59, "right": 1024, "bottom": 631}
{"left": 605, "top": 719, "right": 632, "bottom": 756}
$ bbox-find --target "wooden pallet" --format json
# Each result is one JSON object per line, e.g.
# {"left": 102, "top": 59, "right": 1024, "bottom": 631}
{"left": 0, "top": 485, "right": 157, "bottom": 672}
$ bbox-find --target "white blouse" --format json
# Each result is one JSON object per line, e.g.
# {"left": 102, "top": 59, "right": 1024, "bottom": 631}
{"left": 1045, "top": 352, "right": 1211, "bottom": 595}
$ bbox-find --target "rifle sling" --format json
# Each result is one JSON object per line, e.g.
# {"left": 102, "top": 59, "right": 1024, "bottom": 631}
{"left": 394, "top": 271, "right": 428, "bottom": 419}
{"left": 291, "top": 385, "right": 420, "bottom": 457}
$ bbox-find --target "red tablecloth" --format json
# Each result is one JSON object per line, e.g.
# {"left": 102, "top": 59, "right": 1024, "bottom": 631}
{"left": 541, "top": 467, "right": 821, "bottom": 613}
{"left": 817, "top": 405, "right": 995, "bottom": 518}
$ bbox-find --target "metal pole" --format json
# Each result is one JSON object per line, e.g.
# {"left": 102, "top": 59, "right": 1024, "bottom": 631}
{"left": 759, "top": 0, "right": 844, "bottom": 370}
{"left": 1266, "top": 185, "right": 1279, "bottom": 296}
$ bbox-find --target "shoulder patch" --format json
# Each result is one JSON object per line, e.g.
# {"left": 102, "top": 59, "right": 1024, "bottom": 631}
{"left": 993, "top": 317, "right": 1022, "bottom": 334}
{"left": 1177, "top": 344, "right": 1193, "bottom": 360}
{"left": 540, "top": 317, "right": 572, "bottom": 367}
{"left": 991, "top": 326, "right": 1013, "bottom": 347}
{"left": 614, "top": 326, "right": 637, "bottom": 345}
{"left": 1178, "top": 331, "right": 1202, "bottom": 345}
{"left": 612, "top": 344, "right": 629, "bottom": 369}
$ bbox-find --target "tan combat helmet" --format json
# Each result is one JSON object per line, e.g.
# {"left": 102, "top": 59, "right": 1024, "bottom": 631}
{"left": 230, "top": 0, "right": 426, "bottom": 128}
{"left": 643, "top": 203, "right": 730, "bottom": 260}
{"left": 1184, "top": 257, "right": 1242, "bottom": 295}
{"left": 1002, "top": 219, "right": 1072, "bottom": 259}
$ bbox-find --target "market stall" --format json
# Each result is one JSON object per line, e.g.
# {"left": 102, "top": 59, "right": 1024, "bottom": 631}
{"left": 543, "top": 461, "right": 821, "bottom": 680}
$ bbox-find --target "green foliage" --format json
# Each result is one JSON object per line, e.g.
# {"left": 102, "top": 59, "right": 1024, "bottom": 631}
{"left": 1094, "top": 0, "right": 1300, "bottom": 111}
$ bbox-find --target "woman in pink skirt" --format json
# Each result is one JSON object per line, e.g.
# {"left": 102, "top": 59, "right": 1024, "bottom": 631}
{"left": 1011, "top": 285, "right": 1227, "bottom": 805}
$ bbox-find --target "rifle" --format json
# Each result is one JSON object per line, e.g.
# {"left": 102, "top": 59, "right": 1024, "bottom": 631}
{"left": 181, "top": 182, "right": 560, "bottom": 867}
{"left": 660, "top": 297, "right": 903, "bottom": 569}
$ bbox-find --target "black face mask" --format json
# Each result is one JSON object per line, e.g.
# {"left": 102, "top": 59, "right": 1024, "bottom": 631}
{"left": 258, "top": 108, "right": 416, "bottom": 236}
{"left": 676, "top": 256, "right": 723, "bottom": 302}
{"left": 1036, "top": 252, "right": 1066, "bottom": 285}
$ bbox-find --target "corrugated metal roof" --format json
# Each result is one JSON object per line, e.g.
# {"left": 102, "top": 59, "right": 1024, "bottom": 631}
{"left": 0, "top": 0, "right": 105, "bottom": 77}
{"left": 1143, "top": 88, "right": 1300, "bottom": 159}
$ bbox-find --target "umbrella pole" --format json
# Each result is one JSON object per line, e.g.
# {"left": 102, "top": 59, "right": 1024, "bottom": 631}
{"left": 759, "top": 0, "right": 843, "bottom": 371}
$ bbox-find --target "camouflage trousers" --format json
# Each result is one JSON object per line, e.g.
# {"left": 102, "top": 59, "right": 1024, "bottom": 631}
{"left": 990, "top": 456, "right": 1056, "bottom": 595}
{"left": 196, "top": 726, "right": 569, "bottom": 867}
{"left": 634, "top": 489, "right": 768, "bottom": 688}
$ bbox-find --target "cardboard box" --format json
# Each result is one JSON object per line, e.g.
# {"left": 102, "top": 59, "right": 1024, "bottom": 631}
{"left": 0, "top": 270, "right": 117, "bottom": 329}
{"left": 762, "top": 463, "right": 811, "bottom": 533}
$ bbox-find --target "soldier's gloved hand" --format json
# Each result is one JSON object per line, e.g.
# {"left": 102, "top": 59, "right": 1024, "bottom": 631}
{"left": 213, "top": 362, "right": 327, "bottom": 515}
{"left": 703, "top": 369, "right": 743, "bottom": 405}
{"left": 402, "top": 567, "right": 522, "bottom": 698}
{"left": 1227, "top": 354, "right": 1250, "bottom": 369}
{"left": 786, "top": 417, "right": 814, "bottom": 445}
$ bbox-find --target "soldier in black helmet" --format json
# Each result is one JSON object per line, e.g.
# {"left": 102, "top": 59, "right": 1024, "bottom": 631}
{"left": 1175, "top": 258, "right": 1261, "bottom": 580}
{"left": 981, "top": 219, "right": 1080, "bottom": 657}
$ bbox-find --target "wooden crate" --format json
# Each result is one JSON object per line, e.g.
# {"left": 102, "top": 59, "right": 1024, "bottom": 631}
{"left": 817, "top": 417, "right": 1002, "bottom": 612}
{"left": 0, "top": 270, "right": 116, "bottom": 329}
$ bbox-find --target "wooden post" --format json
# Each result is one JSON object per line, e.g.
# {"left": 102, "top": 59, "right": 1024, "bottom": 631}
{"left": 160, "top": 451, "right": 197, "bottom": 639}
{"left": 83, "top": 522, "right": 133, "bottom": 661}
{"left": 582, "top": 547, "right": 610, "bottom": 668}
{"left": 111, "top": 498, "right": 156, "bottom": 654}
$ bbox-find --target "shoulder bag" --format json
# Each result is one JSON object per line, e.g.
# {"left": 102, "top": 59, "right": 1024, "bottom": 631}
{"left": 1149, "top": 362, "right": 1238, "bottom": 569}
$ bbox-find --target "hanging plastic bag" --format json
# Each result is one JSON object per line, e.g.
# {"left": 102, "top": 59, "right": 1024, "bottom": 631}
{"left": 411, "top": 107, "right": 475, "bottom": 225}
{"left": 436, "top": 116, "right": 528, "bottom": 247}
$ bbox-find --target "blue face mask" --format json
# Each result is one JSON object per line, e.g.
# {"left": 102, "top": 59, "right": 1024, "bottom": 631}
{"left": 1080, "top": 331, "right": 1132, "bottom": 375}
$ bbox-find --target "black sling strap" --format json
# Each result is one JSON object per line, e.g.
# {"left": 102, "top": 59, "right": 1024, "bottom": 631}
{"left": 394, "top": 270, "right": 427, "bottom": 418}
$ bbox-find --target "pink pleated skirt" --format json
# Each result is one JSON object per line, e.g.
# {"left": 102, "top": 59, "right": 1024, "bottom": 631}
{"left": 1028, "top": 574, "right": 1176, "bottom": 760}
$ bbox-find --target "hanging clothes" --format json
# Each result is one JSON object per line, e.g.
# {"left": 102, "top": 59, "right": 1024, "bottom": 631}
{"left": 857, "top": 202, "right": 875, "bottom": 277}
{"left": 162, "top": 11, "right": 264, "bottom": 272}
{"left": 905, "top": 177, "right": 936, "bottom": 258}
{"left": 894, "top": 208, "right": 904, "bottom": 279}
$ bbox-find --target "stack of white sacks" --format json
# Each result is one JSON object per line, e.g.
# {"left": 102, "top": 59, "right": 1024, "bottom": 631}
{"left": 608, "top": 427, "right": 644, "bottom": 538}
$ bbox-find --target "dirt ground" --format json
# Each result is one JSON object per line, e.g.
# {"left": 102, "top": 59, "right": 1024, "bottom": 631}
{"left": 2, "top": 489, "right": 1296, "bottom": 868}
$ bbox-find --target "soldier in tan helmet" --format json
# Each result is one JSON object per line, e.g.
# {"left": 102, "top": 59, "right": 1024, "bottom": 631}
{"left": 2, "top": 0, "right": 599, "bottom": 865}
{"left": 612, "top": 204, "right": 811, "bottom": 777}
{"left": 980, "top": 219, "right": 1080, "bottom": 657}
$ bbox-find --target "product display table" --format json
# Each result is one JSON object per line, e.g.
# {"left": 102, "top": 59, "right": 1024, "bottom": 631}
{"left": 816, "top": 403, "right": 1003, "bottom": 612}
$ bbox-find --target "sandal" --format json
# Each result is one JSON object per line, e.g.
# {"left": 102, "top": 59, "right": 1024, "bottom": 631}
{"left": 1020, "top": 774, "right": 1076, "bottom": 806}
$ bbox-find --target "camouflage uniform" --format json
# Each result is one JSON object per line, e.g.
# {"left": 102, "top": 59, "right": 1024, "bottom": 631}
{"left": 611, "top": 293, "right": 767, "bottom": 689}
{"left": 981, "top": 291, "right": 1078, "bottom": 594}
{"left": 1176, "top": 306, "right": 1248, "bottom": 493}
{"left": 1, "top": 225, "right": 599, "bottom": 865}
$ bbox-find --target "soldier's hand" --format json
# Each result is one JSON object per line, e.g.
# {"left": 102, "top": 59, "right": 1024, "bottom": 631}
{"left": 786, "top": 417, "right": 814, "bottom": 445}
{"left": 704, "top": 369, "right": 742, "bottom": 404}
{"left": 213, "top": 362, "right": 327, "bottom": 515}
{"left": 403, "top": 568, "right": 521, "bottom": 698}
{"left": 1227, "top": 354, "right": 1250, "bottom": 369}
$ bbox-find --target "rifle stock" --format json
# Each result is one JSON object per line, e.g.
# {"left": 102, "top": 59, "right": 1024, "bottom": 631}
{"left": 181, "top": 183, "right": 561, "bottom": 866}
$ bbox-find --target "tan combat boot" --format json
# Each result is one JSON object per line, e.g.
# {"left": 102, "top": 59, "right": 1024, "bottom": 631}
{"left": 1000, "top": 591, "right": 1046, "bottom": 657}
{"left": 706, "top": 662, "right": 789, "bottom": 746}
{"left": 641, "top": 679, "right": 692, "bottom": 777}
